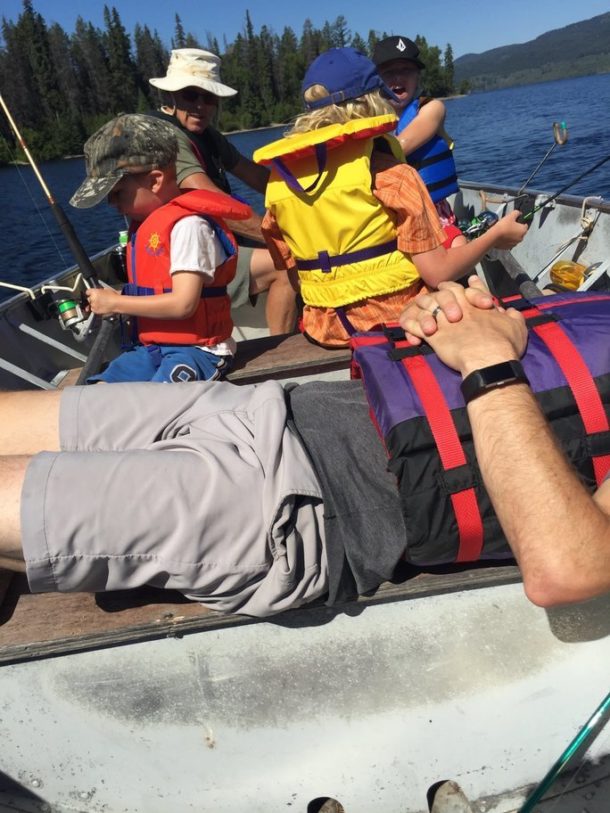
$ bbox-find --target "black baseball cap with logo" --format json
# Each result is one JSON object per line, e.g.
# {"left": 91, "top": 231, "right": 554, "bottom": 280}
{"left": 372, "top": 36, "right": 426, "bottom": 70}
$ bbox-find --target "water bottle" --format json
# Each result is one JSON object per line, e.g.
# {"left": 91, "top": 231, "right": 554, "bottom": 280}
{"left": 549, "top": 260, "right": 586, "bottom": 290}
{"left": 114, "top": 229, "right": 128, "bottom": 279}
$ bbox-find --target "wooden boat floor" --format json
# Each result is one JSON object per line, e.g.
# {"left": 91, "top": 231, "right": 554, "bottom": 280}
{"left": 0, "top": 564, "right": 521, "bottom": 665}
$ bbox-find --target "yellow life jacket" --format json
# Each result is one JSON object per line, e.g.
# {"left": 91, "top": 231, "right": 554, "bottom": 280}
{"left": 254, "top": 115, "right": 419, "bottom": 308}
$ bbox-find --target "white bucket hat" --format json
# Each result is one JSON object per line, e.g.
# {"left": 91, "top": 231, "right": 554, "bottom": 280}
{"left": 149, "top": 48, "right": 237, "bottom": 97}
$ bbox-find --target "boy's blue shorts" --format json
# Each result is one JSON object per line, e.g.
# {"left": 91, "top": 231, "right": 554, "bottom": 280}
{"left": 88, "top": 345, "right": 233, "bottom": 384}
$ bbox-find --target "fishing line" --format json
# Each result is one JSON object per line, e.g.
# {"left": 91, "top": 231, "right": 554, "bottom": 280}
{"left": 4, "top": 139, "right": 71, "bottom": 269}
{"left": 0, "top": 93, "right": 100, "bottom": 289}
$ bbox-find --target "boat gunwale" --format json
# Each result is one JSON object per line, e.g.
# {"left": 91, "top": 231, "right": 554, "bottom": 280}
{"left": 0, "top": 564, "right": 521, "bottom": 666}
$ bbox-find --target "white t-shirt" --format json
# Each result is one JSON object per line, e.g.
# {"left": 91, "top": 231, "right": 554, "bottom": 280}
{"left": 170, "top": 215, "right": 236, "bottom": 356}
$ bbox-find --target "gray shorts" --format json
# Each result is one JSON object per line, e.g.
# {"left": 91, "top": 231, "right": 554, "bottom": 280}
{"left": 228, "top": 246, "right": 253, "bottom": 308}
{"left": 21, "top": 381, "right": 328, "bottom": 616}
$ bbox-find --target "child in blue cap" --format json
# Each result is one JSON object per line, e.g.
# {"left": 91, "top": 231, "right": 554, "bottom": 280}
{"left": 254, "top": 47, "right": 525, "bottom": 348}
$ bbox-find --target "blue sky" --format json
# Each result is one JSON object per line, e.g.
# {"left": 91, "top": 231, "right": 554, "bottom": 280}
{"left": 2, "top": 0, "right": 609, "bottom": 58}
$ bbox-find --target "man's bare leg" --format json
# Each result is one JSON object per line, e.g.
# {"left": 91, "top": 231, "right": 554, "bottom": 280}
{"left": 0, "top": 391, "right": 61, "bottom": 455}
{"left": 0, "top": 455, "right": 28, "bottom": 573}
{"left": 249, "top": 249, "right": 298, "bottom": 335}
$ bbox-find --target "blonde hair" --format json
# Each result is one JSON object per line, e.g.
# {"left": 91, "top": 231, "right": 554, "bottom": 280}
{"left": 287, "top": 88, "right": 394, "bottom": 135}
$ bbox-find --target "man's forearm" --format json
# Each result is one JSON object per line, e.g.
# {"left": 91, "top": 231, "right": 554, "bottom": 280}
{"left": 225, "top": 213, "right": 265, "bottom": 244}
{"left": 468, "top": 383, "right": 610, "bottom": 605}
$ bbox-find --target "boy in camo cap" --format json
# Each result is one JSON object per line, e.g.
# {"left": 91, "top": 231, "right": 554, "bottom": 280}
{"left": 70, "top": 113, "right": 251, "bottom": 383}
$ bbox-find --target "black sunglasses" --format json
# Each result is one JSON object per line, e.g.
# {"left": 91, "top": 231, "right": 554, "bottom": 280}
{"left": 178, "top": 88, "right": 218, "bottom": 105}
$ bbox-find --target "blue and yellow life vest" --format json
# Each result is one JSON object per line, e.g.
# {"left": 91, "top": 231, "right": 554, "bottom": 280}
{"left": 254, "top": 115, "right": 420, "bottom": 308}
{"left": 397, "top": 98, "right": 459, "bottom": 204}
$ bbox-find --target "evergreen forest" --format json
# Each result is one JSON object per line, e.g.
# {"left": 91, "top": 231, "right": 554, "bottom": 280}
{"left": 0, "top": 1, "right": 458, "bottom": 165}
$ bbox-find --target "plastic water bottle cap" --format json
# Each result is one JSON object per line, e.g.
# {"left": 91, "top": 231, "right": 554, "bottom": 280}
{"left": 118, "top": 230, "right": 128, "bottom": 247}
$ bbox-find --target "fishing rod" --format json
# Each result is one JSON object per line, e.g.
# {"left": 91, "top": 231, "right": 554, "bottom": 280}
{"left": 516, "top": 120, "right": 568, "bottom": 197}
{"left": 519, "top": 690, "right": 610, "bottom": 812}
{"left": 0, "top": 92, "right": 114, "bottom": 382}
{"left": 520, "top": 151, "right": 610, "bottom": 223}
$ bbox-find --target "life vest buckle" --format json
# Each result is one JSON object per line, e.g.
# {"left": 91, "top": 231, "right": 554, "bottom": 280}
{"left": 318, "top": 250, "right": 332, "bottom": 273}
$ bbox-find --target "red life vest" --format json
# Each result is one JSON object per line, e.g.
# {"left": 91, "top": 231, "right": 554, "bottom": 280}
{"left": 127, "top": 189, "right": 251, "bottom": 346}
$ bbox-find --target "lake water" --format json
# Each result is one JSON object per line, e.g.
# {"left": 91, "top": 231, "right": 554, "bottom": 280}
{"left": 1, "top": 73, "right": 609, "bottom": 300}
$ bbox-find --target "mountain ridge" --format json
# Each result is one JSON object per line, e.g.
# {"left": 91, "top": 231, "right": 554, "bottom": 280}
{"left": 454, "top": 12, "right": 610, "bottom": 90}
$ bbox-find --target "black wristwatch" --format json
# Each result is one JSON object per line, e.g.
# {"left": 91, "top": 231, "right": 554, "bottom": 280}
{"left": 460, "top": 360, "right": 529, "bottom": 404}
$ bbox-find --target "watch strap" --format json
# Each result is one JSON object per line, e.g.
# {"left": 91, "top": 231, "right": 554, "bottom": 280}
{"left": 460, "top": 360, "right": 529, "bottom": 404}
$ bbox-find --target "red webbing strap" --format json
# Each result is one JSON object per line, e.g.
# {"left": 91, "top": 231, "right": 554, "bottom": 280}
{"left": 350, "top": 334, "right": 386, "bottom": 379}
{"left": 401, "top": 354, "right": 484, "bottom": 562}
{"left": 532, "top": 321, "right": 610, "bottom": 484}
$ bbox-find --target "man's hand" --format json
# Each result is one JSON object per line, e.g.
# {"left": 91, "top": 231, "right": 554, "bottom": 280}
{"left": 400, "top": 279, "right": 528, "bottom": 376}
{"left": 399, "top": 275, "right": 494, "bottom": 344}
{"left": 86, "top": 287, "right": 122, "bottom": 316}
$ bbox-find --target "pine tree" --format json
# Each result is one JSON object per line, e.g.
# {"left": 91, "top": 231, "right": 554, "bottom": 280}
{"left": 330, "top": 16, "right": 351, "bottom": 48}
{"left": 0, "top": 17, "right": 39, "bottom": 129}
{"left": 103, "top": 6, "right": 138, "bottom": 113}
{"left": 443, "top": 44, "right": 455, "bottom": 94}
{"left": 367, "top": 30, "right": 381, "bottom": 57}
{"left": 134, "top": 23, "right": 168, "bottom": 109}
{"left": 300, "top": 19, "right": 320, "bottom": 67}
{"left": 47, "top": 23, "right": 86, "bottom": 154}
{"left": 219, "top": 33, "right": 249, "bottom": 130}
{"left": 206, "top": 34, "right": 221, "bottom": 55}
{"left": 184, "top": 32, "right": 201, "bottom": 48}
{"left": 173, "top": 14, "right": 186, "bottom": 49}
{"left": 350, "top": 33, "right": 367, "bottom": 54}
{"left": 72, "top": 17, "right": 113, "bottom": 118}
{"left": 275, "top": 27, "right": 302, "bottom": 120}
{"left": 257, "top": 25, "right": 278, "bottom": 121}
{"left": 4, "top": 1, "right": 61, "bottom": 128}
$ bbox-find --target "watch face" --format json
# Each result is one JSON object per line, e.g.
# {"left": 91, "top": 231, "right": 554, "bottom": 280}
{"left": 484, "top": 361, "right": 520, "bottom": 386}
{"left": 461, "top": 360, "right": 527, "bottom": 404}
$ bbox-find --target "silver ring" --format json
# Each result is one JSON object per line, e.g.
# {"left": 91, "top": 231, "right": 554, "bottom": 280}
{"left": 431, "top": 306, "right": 442, "bottom": 320}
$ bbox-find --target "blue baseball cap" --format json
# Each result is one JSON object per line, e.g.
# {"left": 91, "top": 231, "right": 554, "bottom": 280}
{"left": 302, "top": 47, "right": 400, "bottom": 110}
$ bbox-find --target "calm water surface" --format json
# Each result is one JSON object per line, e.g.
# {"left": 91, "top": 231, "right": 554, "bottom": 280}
{"left": 1, "top": 73, "right": 609, "bottom": 300}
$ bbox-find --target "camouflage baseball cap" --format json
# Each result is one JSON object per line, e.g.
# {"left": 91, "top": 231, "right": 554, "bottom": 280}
{"left": 69, "top": 114, "right": 178, "bottom": 209}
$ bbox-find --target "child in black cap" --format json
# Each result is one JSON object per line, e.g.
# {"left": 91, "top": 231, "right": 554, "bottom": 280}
{"left": 373, "top": 36, "right": 466, "bottom": 248}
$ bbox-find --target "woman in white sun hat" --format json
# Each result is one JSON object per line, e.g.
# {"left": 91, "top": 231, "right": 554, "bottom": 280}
{"left": 149, "top": 48, "right": 297, "bottom": 335}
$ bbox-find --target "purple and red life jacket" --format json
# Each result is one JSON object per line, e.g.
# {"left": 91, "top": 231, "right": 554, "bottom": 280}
{"left": 351, "top": 291, "right": 610, "bottom": 566}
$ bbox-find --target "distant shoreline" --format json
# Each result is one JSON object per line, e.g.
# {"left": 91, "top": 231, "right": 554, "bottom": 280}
{"left": 223, "top": 122, "right": 289, "bottom": 135}
{"left": 221, "top": 100, "right": 469, "bottom": 134}
{"left": 0, "top": 96, "right": 470, "bottom": 167}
